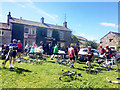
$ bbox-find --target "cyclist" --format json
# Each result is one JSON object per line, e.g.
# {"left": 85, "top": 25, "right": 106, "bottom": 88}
{"left": 100, "top": 45, "right": 105, "bottom": 55}
{"left": 9, "top": 39, "right": 18, "bottom": 68}
{"left": 105, "top": 45, "right": 112, "bottom": 59}
{"left": 17, "top": 40, "right": 22, "bottom": 59}
{"left": 68, "top": 44, "right": 76, "bottom": 68}
{"left": 1, "top": 44, "right": 9, "bottom": 60}
{"left": 86, "top": 46, "right": 94, "bottom": 68}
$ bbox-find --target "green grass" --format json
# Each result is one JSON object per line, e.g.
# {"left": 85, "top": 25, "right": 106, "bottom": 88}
{"left": 0, "top": 55, "right": 120, "bottom": 88}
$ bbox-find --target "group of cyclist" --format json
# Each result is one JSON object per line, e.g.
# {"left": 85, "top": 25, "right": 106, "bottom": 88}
{"left": 2, "top": 39, "right": 22, "bottom": 68}
{"left": 1, "top": 39, "right": 114, "bottom": 69}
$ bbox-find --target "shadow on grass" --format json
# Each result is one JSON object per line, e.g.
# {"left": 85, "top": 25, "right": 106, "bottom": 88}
{"left": 3, "top": 67, "right": 32, "bottom": 74}
{"left": 74, "top": 67, "right": 85, "bottom": 71}
{"left": 47, "top": 61, "right": 56, "bottom": 63}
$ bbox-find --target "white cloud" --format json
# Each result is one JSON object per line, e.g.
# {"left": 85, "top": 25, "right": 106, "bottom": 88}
{"left": 25, "top": 0, "right": 59, "bottom": 23}
{"left": 100, "top": 22, "right": 118, "bottom": 28}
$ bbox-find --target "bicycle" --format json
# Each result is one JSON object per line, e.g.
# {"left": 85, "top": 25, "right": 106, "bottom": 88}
{"left": 97, "top": 55, "right": 119, "bottom": 72}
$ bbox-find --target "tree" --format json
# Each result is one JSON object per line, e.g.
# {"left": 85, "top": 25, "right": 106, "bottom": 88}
{"left": 85, "top": 40, "right": 98, "bottom": 49}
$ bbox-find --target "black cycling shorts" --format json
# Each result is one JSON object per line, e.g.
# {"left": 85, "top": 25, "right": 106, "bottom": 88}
{"left": 70, "top": 57, "right": 75, "bottom": 60}
{"left": 17, "top": 49, "right": 22, "bottom": 52}
{"left": 9, "top": 51, "right": 17, "bottom": 58}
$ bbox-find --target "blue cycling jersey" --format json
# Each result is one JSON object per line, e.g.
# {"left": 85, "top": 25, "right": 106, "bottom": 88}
{"left": 9, "top": 43, "right": 18, "bottom": 51}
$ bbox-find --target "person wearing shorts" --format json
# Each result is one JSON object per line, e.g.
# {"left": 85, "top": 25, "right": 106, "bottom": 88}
{"left": 68, "top": 44, "right": 76, "bottom": 68}
{"left": 9, "top": 39, "right": 18, "bottom": 68}
{"left": 17, "top": 40, "right": 22, "bottom": 59}
{"left": 86, "top": 46, "right": 93, "bottom": 67}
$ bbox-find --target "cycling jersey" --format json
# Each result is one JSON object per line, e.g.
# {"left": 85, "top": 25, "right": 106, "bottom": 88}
{"left": 105, "top": 48, "right": 112, "bottom": 58}
{"left": 68, "top": 47, "right": 74, "bottom": 58}
{"left": 100, "top": 48, "right": 105, "bottom": 55}
{"left": 9, "top": 43, "right": 18, "bottom": 51}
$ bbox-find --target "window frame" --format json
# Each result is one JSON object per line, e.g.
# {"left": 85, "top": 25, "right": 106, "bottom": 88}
{"left": 47, "top": 30, "right": 52, "bottom": 37}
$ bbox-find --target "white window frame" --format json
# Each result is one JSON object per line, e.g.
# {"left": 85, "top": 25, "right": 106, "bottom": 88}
{"left": 47, "top": 30, "right": 52, "bottom": 37}
{"left": 60, "top": 42, "right": 65, "bottom": 48}
{"left": 59, "top": 31, "right": 64, "bottom": 39}
{"left": 24, "top": 26, "right": 29, "bottom": 34}
{"left": 0, "top": 30, "right": 4, "bottom": 36}
{"left": 31, "top": 27, "right": 36, "bottom": 35}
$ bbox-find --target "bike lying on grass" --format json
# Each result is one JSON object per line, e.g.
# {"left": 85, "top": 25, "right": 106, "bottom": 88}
{"left": 58, "top": 70, "right": 82, "bottom": 81}
{"left": 96, "top": 55, "right": 119, "bottom": 72}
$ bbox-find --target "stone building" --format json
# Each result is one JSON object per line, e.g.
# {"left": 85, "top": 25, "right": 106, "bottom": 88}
{"left": 100, "top": 32, "right": 120, "bottom": 50}
{"left": 7, "top": 12, "right": 72, "bottom": 48}
{"left": 0, "top": 22, "right": 11, "bottom": 46}
{"left": 75, "top": 36, "right": 88, "bottom": 47}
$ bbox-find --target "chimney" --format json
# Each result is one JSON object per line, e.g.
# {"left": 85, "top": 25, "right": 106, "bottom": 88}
{"left": 7, "top": 12, "right": 11, "bottom": 25}
{"left": 20, "top": 17, "right": 22, "bottom": 20}
{"left": 63, "top": 21, "right": 67, "bottom": 28}
{"left": 41, "top": 17, "right": 44, "bottom": 24}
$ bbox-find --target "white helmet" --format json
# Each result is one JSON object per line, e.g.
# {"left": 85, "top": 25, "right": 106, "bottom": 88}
{"left": 88, "top": 46, "right": 91, "bottom": 49}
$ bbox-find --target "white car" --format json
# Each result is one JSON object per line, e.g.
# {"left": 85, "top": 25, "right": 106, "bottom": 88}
{"left": 58, "top": 50, "right": 65, "bottom": 55}
{"left": 78, "top": 48, "right": 100, "bottom": 58}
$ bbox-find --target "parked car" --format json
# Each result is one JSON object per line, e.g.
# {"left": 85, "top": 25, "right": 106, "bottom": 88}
{"left": 116, "top": 52, "right": 120, "bottom": 62}
{"left": 78, "top": 48, "right": 100, "bottom": 62}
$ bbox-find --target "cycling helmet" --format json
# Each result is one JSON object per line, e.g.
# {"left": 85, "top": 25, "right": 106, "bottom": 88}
{"left": 105, "top": 45, "right": 109, "bottom": 48}
{"left": 13, "top": 39, "right": 17, "bottom": 43}
{"left": 18, "top": 40, "right": 21, "bottom": 43}
{"left": 100, "top": 45, "right": 102, "bottom": 48}
{"left": 88, "top": 46, "right": 91, "bottom": 49}
{"left": 70, "top": 44, "right": 74, "bottom": 47}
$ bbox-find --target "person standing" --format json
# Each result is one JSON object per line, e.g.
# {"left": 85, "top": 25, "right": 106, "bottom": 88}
{"left": 86, "top": 46, "right": 94, "bottom": 68}
{"left": 105, "top": 45, "right": 112, "bottom": 59}
{"left": 17, "top": 40, "right": 22, "bottom": 59}
{"left": 68, "top": 44, "right": 76, "bottom": 68}
{"left": 9, "top": 39, "right": 18, "bottom": 68}
{"left": 51, "top": 44, "right": 58, "bottom": 59}
{"left": 99, "top": 45, "right": 105, "bottom": 55}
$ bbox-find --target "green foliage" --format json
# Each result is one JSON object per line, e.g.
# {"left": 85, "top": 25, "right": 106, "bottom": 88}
{"left": 72, "top": 35, "right": 79, "bottom": 45}
{"left": 85, "top": 40, "right": 98, "bottom": 49}
{"left": 36, "top": 27, "right": 47, "bottom": 46}
{"left": 52, "top": 29, "right": 60, "bottom": 46}
{"left": 12, "top": 23, "right": 24, "bottom": 44}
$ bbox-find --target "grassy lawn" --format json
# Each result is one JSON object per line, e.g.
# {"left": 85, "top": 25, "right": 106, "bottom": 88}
{"left": 0, "top": 55, "right": 120, "bottom": 88}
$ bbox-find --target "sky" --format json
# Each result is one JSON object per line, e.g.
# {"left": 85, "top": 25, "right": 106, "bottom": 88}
{"left": 0, "top": 0, "right": 119, "bottom": 43}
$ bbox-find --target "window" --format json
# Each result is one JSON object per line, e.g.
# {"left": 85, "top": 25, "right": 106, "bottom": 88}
{"left": 60, "top": 42, "right": 65, "bottom": 48}
{"left": 31, "top": 27, "right": 36, "bottom": 35}
{"left": 109, "top": 39, "right": 113, "bottom": 42}
{"left": 24, "top": 28, "right": 29, "bottom": 33}
{"left": 47, "top": 30, "right": 52, "bottom": 37}
{"left": 0, "top": 30, "right": 4, "bottom": 36}
{"left": 59, "top": 31, "right": 64, "bottom": 39}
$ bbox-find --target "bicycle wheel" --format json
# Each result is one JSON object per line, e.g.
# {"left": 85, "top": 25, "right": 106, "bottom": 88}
{"left": 108, "top": 63, "right": 119, "bottom": 72}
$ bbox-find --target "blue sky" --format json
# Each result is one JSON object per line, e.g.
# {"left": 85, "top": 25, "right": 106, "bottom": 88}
{"left": 0, "top": 1, "right": 119, "bottom": 43}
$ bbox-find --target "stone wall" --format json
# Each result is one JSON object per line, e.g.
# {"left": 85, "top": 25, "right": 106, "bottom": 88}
{"left": 0, "top": 30, "right": 11, "bottom": 46}
{"left": 100, "top": 32, "right": 119, "bottom": 50}
{"left": 64, "top": 31, "right": 72, "bottom": 47}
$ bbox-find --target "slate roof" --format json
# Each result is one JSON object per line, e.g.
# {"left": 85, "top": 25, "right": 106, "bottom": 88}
{"left": 76, "top": 35, "right": 88, "bottom": 41}
{"left": 100, "top": 31, "right": 120, "bottom": 40}
{"left": 0, "top": 22, "right": 11, "bottom": 30}
{"left": 9, "top": 17, "right": 71, "bottom": 31}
